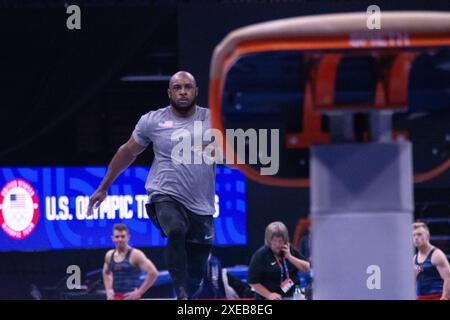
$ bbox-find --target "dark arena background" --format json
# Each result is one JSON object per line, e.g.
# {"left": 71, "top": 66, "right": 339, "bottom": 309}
{"left": 0, "top": 0, "right": 449, "bottom": 301}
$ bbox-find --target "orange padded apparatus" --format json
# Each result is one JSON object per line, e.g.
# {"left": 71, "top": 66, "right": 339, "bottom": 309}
{"left": 292, "top": 218, "right": 311, "bottom": 249}
{"left": 287, "top": 50, "right": 418, "bottom": 148}
{"left": 209, "top": 12, "right": 450, "bottom": 187}
{"left": 286, "top": 54, "right": 338, "bottom": 149}
{"left": 312, "top": 50, "right": 418, "bottom": 112}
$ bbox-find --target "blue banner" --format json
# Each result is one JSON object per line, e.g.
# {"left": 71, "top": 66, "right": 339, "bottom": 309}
{"left": 0, "top": 166, "right": 246, "bottom": 251}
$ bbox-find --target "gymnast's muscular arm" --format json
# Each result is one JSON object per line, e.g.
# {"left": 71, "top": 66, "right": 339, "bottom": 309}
{"left": 432, "top": 249, "right": 450, "bottom": 300}
{"left": 123, "top": 250, "right": 158, "bottom": 300}
{"left": 86, "top": 136, "right": 146, "bottom": 216}
{"left": 103, "top": 250, "right": 115, "bottom": 300}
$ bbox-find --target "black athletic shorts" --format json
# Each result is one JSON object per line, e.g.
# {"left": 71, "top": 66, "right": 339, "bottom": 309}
{"left": 145, "top": 194, "right": 214, "bottom": 245}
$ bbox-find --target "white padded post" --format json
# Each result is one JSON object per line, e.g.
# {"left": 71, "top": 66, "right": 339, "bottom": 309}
{"left": 310, "top": 142, "right": 415, "bottom": 299}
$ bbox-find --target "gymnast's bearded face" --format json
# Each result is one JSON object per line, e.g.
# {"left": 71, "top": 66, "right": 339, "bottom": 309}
{"left": 168, "top": 72, "right": 198, "bottom": 114}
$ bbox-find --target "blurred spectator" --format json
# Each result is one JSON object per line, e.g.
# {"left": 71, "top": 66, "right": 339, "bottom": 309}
{"left": 298, "top": 229, "right": 313, "bottom": 300}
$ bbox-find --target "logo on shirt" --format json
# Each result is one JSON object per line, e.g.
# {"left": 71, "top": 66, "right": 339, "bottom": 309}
{"left": 415, "top": 264, "right": 424, "bottom": 274}
{"left": 159, "top": 120, "right": 174, "bottom": 128}
{"left": 270, "top": 261, "right": 277, "bottom": 266}
{"left": 204, "top": 234, "right": 214, "bottom": 240}
{"left": 113, "top": 264, "right": 123, "bottom": 271}
{"left": 0, "top": 179, "right": 40, "bottom": 239}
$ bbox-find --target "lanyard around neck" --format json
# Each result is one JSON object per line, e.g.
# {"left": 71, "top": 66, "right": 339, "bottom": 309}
{"left": 276, "top": 256, "right": 289, "bottom": 282}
